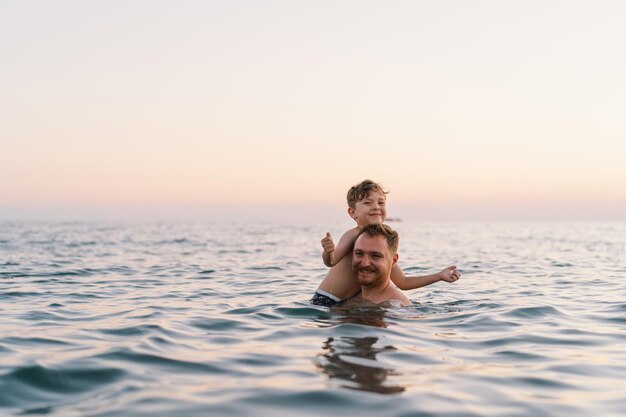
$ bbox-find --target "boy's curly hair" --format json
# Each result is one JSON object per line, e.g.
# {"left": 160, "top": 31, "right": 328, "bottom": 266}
{"left": 346, "top": 179, "right": 388, "bottom": 209}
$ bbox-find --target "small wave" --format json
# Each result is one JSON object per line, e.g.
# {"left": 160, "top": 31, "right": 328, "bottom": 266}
{"left": 106, "top": 265, "right": 137, "bottom": 275}
{"left": 96, "top": 323, "right": 183, "bottom": 338}
{"left": 503, "top": 305, "right": 565, "bottom": 319}
{"left": 1, "top": 291, "right": 43, "bottom": 298}
{"left": 2, "top": 269, "right": 98, "bottom": 279}
{"left": 273, "top": 305, "right": 333, "bottom": 319}
{"left": 197, "top": 388, "right": 370, "bottom": 417}
{"left": 67, "top": 292, "right": 105, "bottom": 300}
{"left": 218, "top": 249, "right": 253, "bottom": 254}
{"left": 522, "top": 333, "right": 601, "bottom": 347}
{"left": 4, "top": 336, "right": 72, "bottom": 347}
{"left": 0, "top": 364, "right": 125, "bottom": 408}
{"left": 511, "top": 375, "right": 576, "bottom": 390}
{"left": 96, "top": 347, "right": 227, "bottom": 374}
{"left": 462, "top": 314, "right": 522, "bottom": 329}
{"left": 225, "top": 305, "right": 269, "bottom": 315}
{"left": 67, "top": 241, "right": 98, "bottom": 247}
{"left": 237, "top": 388, "right": 372, "bottom": 409}
{"left": 19, "top": 311, "right": 68, "bottom": 322}
{"left": 546, "top": 259, "right": 575, "bottom": 268}
{"left": 190, "top": 317, "right": 257, "bottom": 332}
{"left": 494, "top": 349, "right": 548, "bottom": 361}
{"left": 403, "top": 266, "right": 429, "bottom": 273}
{"left": 232, "top": 352, "right": 287, "bottom": 368}
{"left": 155, "top": 238, "right": 190, "bottom": 245}
{"left": 603, "top": 302, "right": 626, "bottom": 313}
{"left": 247, "top": 266, "right": 284, "bottom": 271}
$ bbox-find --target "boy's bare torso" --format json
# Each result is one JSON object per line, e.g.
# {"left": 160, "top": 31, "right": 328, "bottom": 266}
{"left": 317, "top": 253, "right": 361, "bottom": 300}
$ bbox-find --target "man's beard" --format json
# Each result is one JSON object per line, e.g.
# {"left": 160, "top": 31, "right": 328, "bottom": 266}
{"left": 354, "top": 265, "right": 381, "bottom": 287}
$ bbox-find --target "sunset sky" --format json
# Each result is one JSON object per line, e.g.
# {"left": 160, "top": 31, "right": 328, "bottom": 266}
{"left": 2, "top": 1, "right": 625, "bottom": 221}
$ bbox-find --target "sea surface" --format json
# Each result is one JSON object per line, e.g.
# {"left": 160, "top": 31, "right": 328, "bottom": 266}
{"left": 1, "top": 220, "right": 625, "bottom": 417}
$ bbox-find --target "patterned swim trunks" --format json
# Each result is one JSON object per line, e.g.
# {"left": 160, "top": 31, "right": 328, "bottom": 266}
{"left": 310, "top": 289, "right": 343, "bottom": 307}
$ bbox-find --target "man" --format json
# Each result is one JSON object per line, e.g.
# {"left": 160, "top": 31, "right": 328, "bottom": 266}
{"left": 346, "top": 223, "right": 412, "bottom": 307}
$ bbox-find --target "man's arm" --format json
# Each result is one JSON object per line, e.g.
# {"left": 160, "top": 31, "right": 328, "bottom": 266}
{"left": 390, "top": 264, "right": 461, "bottom": 290}
{"left": 321, "top": 228, "right": 360, "bottom": 267}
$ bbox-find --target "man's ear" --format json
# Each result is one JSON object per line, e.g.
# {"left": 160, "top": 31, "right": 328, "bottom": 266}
{"left": 392, "top": 253, "right": 399, "bottom": 265}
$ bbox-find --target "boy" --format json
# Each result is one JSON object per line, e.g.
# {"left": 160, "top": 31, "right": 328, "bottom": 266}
{"left": 310, "top": 179, "right": 460, "bottom": 307}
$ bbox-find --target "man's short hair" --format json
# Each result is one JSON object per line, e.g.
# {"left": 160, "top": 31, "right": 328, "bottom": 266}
{"left": 346, "top": 179, "right": 388, "bottom": 209}
{"left": 357, "top": 223, "right": 399, "bottom": 254}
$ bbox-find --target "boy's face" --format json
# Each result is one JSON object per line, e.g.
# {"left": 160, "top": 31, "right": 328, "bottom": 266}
{"left": 348, "top": 190, "right": 387, "bottom": 227}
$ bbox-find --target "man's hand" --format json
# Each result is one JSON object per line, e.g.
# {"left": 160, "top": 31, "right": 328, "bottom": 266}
{"left": 438, "top": 265, "right": 461, "bottom": 283}
{"left": 321, "top": 232, "right": 335, "bottom": 254}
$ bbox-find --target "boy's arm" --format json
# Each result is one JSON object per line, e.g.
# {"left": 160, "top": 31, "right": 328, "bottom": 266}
{"left": 391, "top": 264, "right": 461, "bottom": 290}
{"left": 321, "top": 228, "right": 360, "bottom": 267}
{"left": 321, "top": 233, "right": 335, "bottom": 267}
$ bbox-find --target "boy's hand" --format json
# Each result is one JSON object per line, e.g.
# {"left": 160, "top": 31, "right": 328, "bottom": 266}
{"left": 321, "top": 232, "right": 335, "bottom": 254}
{"left": 438, "top": 266, "right": 461, "bottom": 283}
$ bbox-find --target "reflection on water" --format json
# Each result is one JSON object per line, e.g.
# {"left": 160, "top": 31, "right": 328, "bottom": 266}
{"left": 314, "top": 306, "right": 405, "bottom": 394}
{"left": 330, "top": 305, "right": 390, "bottom": 328}
{"left": 315, "top": 336, "right": 404, "bottom": 394}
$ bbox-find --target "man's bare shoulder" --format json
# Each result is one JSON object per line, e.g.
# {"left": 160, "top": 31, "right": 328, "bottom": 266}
{"left": 386, "top": 285, "right": 411, "bottom": 306}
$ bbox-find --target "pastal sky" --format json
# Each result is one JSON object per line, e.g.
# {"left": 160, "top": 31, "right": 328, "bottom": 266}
{"left": 1, "top": 0, "right": 625, "bottom": 221}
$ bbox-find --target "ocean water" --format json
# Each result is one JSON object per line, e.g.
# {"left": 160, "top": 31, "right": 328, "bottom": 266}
{"left": 1, "top": 220, "right": 625, "bottom": 417}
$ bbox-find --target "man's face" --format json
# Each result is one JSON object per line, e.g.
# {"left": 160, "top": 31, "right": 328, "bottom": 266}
{"left": 352, "top": 234, "right": 398, "bottom": 287}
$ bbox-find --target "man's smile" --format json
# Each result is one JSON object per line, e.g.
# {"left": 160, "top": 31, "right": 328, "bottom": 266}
{"left": 356, "top": 265, "right": 378, "bottom": 275}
